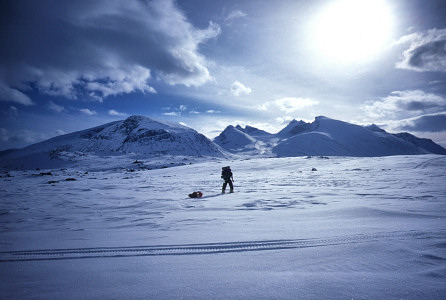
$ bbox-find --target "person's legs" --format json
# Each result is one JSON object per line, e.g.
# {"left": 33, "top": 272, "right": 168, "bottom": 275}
{"left": 222, "top": 181, "right": 227, "bottom": 193}
{"left": 228, "top": 180, "right": 234, "bottom": 192}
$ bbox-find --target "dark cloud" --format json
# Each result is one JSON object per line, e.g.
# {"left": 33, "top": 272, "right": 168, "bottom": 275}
{"left": 0, "top": 0, "right": 220, "bottom": 103}
{"left": 399, "top": 113, "right": 446, "bottom": 132}
{"left": 402, "top": 99, "right": 444, "bottom": 111}
{"left": 396, "top": 28, "right": 446, "bottom": 72}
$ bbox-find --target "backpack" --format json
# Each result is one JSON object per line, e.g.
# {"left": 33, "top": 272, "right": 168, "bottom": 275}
{"left": 221, "top": 166, "right": 232, "bottom": 180}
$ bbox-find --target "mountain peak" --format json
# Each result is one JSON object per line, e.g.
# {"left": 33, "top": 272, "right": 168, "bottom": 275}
{"left": 0, "top": 116, "right": 226, "bottom": 170}
{"left": 277, "top": 119, "right": 312, "bottom": 137}
{"left": 215, "top": 115, "right": 446, "bottom": 157}
{"left": 365, "top": 124, "right": 387, "bottom": 133}
{"left": 214, "top": 124, "right": 259, "bottom": 152}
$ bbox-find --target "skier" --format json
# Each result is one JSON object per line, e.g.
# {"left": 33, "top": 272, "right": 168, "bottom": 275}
{"left": 221, "top": 166, "right": 234, "bottom": 193}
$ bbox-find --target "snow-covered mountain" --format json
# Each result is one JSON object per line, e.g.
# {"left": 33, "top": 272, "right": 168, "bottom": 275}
{"left": 213, "top": 125, "right": 257, "bottom": 151}
{"left": 2, "top": 115, "right": 445, "bottom": 171}
{"left": 235, "top": 125, "right": 273, "bottom": 140}
{"left": 276, "top": 119, "right": 314, "bottom": 137}
{"left": 213, "top": 125, "right": 277, "bottom": 155}
{"left": 0, "top": 115, "right": 226, "bottom": 170}
{"left": 393, "top": 132, "right": 446, "bottom": 155}
{"left": 214, "top": 116, "right": 446, "bottom": 157}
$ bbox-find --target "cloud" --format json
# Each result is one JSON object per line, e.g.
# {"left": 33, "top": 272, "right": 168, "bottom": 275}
{"left": 230, "top": 81, "right": 252, "bottom": 96}
{"left": 275, "top": 116, "right": 294, "bottom": 125}
{"left": 161, "top": 105, "right": 191, "bottom": 116}
{"left": 396, "top": 28, "right": 446, "bottom": 72}
{"left": 363, "top": 90, "right": 446, "bottom": 119}
{"left": 3, "top": 106, "right": 19, "bottom": 119}
{"left": 206, "top": 110, "right": 221, "bottom": 114}
{"left": 258, "top": 97, "right": 319, "bottom": 114}
{"left": 54, "top": 129, "right": 66, "bottom": 136}
{"left": 0, "top": 128, "right": 45, "bottom": 144}
{"left": 163, "top": 112, "right": 179, "bottom": 116}
{"left": 80, "top": 108, "right": 97, "bottom": 116}
{"left": 47, "top": 101, "right": 65, "bottom": 113}
{"left": 0, "top": 82, "right": 33, "bottom": 106}
{"left": 0, "top": 127, "right": 66, "bottom": 150}
{"left": 389, "top": 112, "right": 446, "bottom": 133}
{"left": 225, "top": 10, "right": 247, "bottom": 22}
{"left": 0, "top": 0, "right": 220, "bottom": 102}
{"left": 108, "top": 110, "right": 128, "bottom": 117}
{"left": 84, "top": 66, "right": 157, "bottom": 100}
{"left": 0, "top": 128, "right": 8, "bottom": 143}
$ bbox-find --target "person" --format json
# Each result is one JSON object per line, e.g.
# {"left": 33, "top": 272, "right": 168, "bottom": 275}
{"left": 221, "top": 166, "right": 234, "bottom": 193}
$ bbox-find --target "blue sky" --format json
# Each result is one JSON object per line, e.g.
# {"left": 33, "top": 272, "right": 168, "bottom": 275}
{"left": 1, "top": 0, "right": 446, "bottom": 150}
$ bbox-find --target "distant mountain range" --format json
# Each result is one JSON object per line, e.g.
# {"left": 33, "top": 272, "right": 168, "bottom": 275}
{"left": 1, "top": 115, "right": 445, "bottom": 170}
{"left": 214, "top": 116, "right": 446, "bottom": 157}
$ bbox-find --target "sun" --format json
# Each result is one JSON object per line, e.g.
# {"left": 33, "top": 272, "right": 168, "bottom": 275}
{"left": 312, "top": 0, "right": 393, "bottom": 62}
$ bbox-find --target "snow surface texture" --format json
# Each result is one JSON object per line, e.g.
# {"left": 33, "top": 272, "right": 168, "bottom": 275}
{"left": 215, "top": 116, "right": 446, "bottom": 157}
{"left": 1, "top": 155, "right": 445, "bottom": 299}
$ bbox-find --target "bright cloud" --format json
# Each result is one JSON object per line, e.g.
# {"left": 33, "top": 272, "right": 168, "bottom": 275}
{"left": 108, "top": 110, "right": 128, "bottom": 117}
{"left": 0, "top": 0, "right": 220, "bottom": 102}
{"left": 259, "top": 97, "right": 319, "bottom": 114}
{"left": 363, "top": 90, "right": 446, "bottom": 119}
{"left": 163, "top": 112, "right": 179, "bottom": 116}
{"left": 206, "top": 110, "right": 221, "bottom": 114}
{"left": 230, "top": 81, "right": 252, "bottom": 96}
{"left": 396, "top": 28, "right": 446, "bottom": 72}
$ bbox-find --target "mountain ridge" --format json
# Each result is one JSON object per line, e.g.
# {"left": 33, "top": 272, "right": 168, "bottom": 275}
{"left": 1, "top": 115, "right": 445, "bottom": 171}
{"left": 0, "top": 115, "right": 226, "bottom": 170}
{"left": 214, "top": 116, "right": 446, "bottom": 156}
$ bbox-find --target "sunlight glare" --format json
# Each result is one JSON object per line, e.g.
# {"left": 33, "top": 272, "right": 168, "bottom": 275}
{"left": 313, "top": 0, "right": 393, "bottom": 63}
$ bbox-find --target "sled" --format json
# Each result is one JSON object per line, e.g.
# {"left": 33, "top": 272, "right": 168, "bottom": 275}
{"left": 188, "top": 191, "right": 203, "bottom": 198}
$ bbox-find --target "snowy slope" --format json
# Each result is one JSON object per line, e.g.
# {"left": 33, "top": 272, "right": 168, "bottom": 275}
{"left": 0, "top": 115, "right": 226, "bottom": 170}
{"left": 213, "top": 125, "right": 257, "bottom": 151}
{"left": 276, "top": 119, "right": 314, "bottom": 137}
{"left": 1, "top": 155, "right": 445, "bottom": 299}
{"left": 394, "top": 132, "right": 446, "bottom": 155}
{"left": 215, "top": 116, "right": 444, "bottom": 157}
{"left": 273, "top": 116, "right": 428, "bottom": 157}
{"left": 235, "top": 125, "right": 273, "bottom": 140}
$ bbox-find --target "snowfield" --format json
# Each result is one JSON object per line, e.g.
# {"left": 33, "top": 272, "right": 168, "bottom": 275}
{"left": 1, "top": 155, "right": 445, "bottom": 299}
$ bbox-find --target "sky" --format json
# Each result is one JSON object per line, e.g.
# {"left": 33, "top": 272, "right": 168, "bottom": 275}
{"left": 1, "top": 0, "right": 446, "bottom": 150}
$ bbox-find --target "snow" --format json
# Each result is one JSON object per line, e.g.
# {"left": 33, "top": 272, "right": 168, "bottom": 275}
{"left": 1, "top": 154, "right": 445, "bottom": 299}
{"left": 214, "top": 125, "right": 257, "bottom": 151}
{"left": 0, "top": 116, "right": 226, "bottom": 171}
{"left": 215, "top": 116, "right": 445, "bottom": 157}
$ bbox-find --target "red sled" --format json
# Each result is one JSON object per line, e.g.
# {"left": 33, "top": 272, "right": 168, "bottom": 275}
{"left": 189, "top": 191, "right": 203, "bottom": 198}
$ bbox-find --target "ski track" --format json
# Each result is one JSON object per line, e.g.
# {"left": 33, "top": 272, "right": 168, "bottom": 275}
{"left": 0, "top": 230, "right": 442, "bottom": 262}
